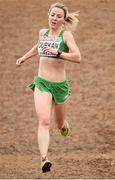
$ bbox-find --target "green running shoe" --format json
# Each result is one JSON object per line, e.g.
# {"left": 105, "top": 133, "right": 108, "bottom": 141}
{"left": 41, "top": 157, "right": 52, "bottom": 173}
{"left": 60, "top": 121, "right": 70, "bottom": 137}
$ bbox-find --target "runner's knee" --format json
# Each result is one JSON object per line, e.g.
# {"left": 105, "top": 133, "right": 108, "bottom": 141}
{"left": 39, "top": 114, "right": 50, "bottom": 127}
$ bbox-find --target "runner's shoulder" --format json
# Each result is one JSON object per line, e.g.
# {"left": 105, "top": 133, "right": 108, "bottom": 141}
{"left": 63, "top": 30, "right": 73, "bottom": 37}
{"left": 39, "top": 28, "right": 49, "bottom": 37}
{"left": 63, "top": 30, "right": 74, "bottom": 42}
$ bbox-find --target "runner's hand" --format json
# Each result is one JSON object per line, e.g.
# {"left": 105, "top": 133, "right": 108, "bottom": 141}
{"left": 43, "top": 46, "right": 57, "bottom": 55}
{"left": 16, "top": 57, "right": 25, "bottom": 66}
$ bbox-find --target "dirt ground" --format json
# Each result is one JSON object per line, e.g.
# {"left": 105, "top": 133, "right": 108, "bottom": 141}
{"left": 0, "top": 0, "right": 115, "bottom": 179}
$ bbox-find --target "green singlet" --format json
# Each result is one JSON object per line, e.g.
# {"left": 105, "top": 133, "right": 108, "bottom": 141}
{"left": 37, "top": 29, "right": 69, "bottom": 58}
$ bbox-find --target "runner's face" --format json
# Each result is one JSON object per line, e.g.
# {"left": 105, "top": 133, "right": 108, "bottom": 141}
{"left": 48, "top": 7, "right": 65, "bottom": 29}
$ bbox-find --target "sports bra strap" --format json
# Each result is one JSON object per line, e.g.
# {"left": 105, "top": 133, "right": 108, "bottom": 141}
{"left": 44, "top": 29, "right": 50, "bottom": 37}
{"left": 58, "top": 30, "right": 64, "bottom": 37}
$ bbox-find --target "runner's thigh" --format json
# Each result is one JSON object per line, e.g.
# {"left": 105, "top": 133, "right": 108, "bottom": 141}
{"left": 34, "top": 87, "right": 52, "bottom": 119}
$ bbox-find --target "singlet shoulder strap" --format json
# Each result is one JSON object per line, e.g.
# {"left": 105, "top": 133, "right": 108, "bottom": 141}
{"left": 44, "top": 29, "right": 50, "bottom": 37}
{"left": 58, "top": 30, "right": 64, "bottom": 37}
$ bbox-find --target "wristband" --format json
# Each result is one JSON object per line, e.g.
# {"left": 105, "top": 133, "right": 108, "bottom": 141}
{"left": 56, "top": 50, "right": 62, "bottom": 58}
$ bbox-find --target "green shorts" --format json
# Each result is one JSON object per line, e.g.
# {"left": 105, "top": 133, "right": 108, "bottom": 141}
{"left": 27, "top": 76, "right": 71, "bottom": 104}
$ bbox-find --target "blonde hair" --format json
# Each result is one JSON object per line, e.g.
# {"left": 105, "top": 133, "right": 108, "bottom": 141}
{"left": 49, "top": 2, "right": 79, "bottom": 32}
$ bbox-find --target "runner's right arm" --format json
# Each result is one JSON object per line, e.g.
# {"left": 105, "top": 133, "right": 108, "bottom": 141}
{"left": 16, "top": 43, "right": 38, "bottom": 66}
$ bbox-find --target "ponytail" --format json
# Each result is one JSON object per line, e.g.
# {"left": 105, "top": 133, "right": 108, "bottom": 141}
{"left": 64, "top": 12, "right": 79, "bottom": 32}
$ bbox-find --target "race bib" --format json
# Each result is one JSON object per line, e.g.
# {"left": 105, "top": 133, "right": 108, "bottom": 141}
{"left": 38, "top": 37, "right": 62, "bottom": 57}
